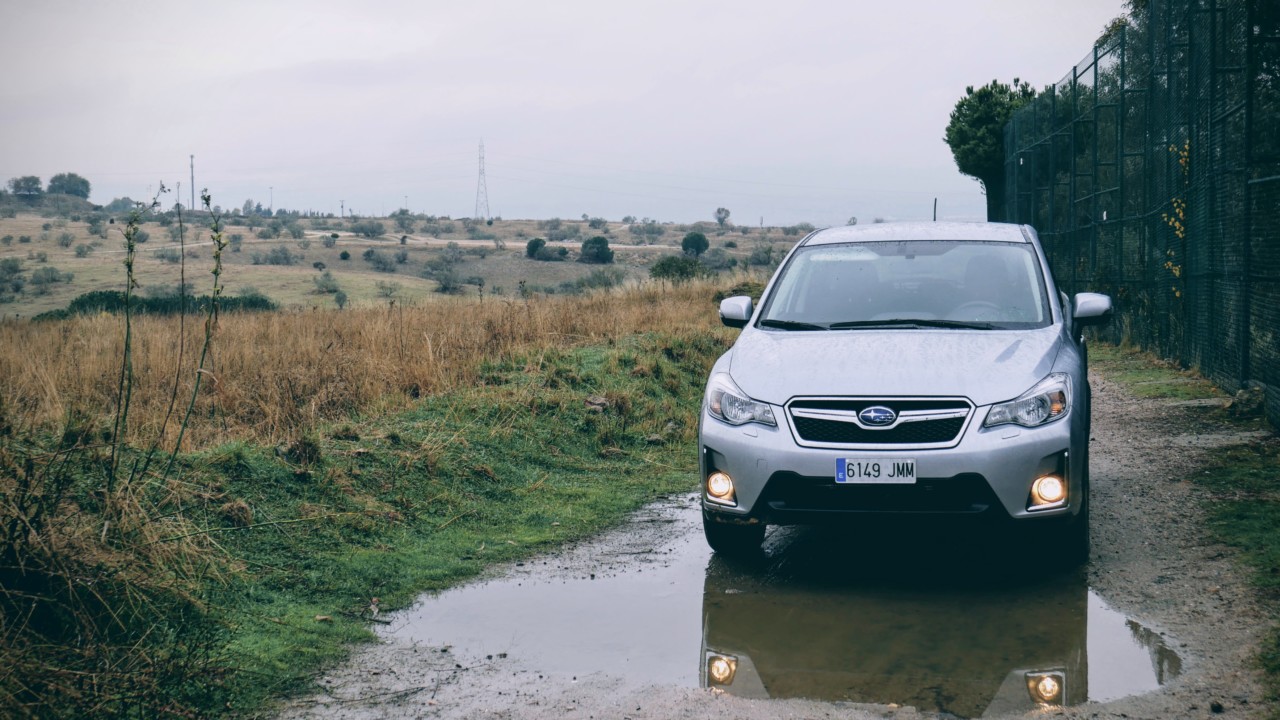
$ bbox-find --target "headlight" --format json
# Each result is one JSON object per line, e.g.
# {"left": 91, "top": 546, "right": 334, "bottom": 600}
{"left": 1025, "top": 670, "right": 1065, "bottom": 705}
{"left": 985, "top": 373, "right": 1072, "bottom": 428}
{"left": 705, "top": 373, "right": 776, "bottom": 427}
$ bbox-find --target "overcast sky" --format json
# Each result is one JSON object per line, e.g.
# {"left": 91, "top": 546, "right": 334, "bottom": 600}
{"left": 1, "top": 1, "right": 1124, "bottom": 226}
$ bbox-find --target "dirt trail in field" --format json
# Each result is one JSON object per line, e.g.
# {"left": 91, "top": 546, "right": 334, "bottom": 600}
{"left": 277, "top": 373, "right": 1273, "bottom": 720}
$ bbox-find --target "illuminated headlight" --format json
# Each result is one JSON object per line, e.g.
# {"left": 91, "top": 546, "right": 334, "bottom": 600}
{"left": 707, "top": 654, "right": 738, "bottom": 686}
{"left": 1030, "top": 475, "right": 1067, "bottom": 508}
{"left": 705, "top": 373, "right": 776, "bottom": 427}
{"left": 985, "top": 373, "right": 1072, "bottom": 428}
{"left": 1025, "top": 670, "right": 1065, "bottom": 705}
{"left": 706, "top": 471, "right": 736, "bottom": 504}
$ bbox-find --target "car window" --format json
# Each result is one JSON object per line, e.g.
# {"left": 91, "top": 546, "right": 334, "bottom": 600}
{"left": 759, "top": 241, "right": 1050, "bottom": 329}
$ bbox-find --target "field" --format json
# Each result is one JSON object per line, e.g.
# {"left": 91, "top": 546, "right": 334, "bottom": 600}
{"left": 0, "top": 206, "right": 793, "bottom": 319}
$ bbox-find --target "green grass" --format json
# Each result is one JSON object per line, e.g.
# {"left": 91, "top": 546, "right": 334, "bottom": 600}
{"left": 124, "top": 330, "right": 723, "bottom": 712}
{"left": 1091, "top": 340, "right": 1279, "bottom": 710}
{"left": 1088, "top": 342, "right": 1223, "bottom": 400}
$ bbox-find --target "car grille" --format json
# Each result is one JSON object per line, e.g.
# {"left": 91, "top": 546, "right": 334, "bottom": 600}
{"left": 759, "top": 472, "right": 998, "bottom": 515}
{"left": 787, "top": 398, "right": 972, "bottom": 447}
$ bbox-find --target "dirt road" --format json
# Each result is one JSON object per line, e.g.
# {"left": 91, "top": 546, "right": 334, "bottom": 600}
{"left": 278, "top": 373, "right": 1271, "bottom": 719}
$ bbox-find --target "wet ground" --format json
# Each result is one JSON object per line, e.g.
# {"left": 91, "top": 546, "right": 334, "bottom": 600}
{"left": 280, "top": 373, "right": 1268, "bottom": 720}
{"left": 361, "top": 498, "right": 1179, "bottom": 719}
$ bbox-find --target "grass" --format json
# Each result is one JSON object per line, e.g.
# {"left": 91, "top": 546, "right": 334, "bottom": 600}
{"left": 0, "top": 222, "right": 741, "bottom": 717}
{"left": 1090, "top": 339, "right": 1280, "bottom": 710}
{"left": 0, "top": 211, "right": 792, "bottom": 317}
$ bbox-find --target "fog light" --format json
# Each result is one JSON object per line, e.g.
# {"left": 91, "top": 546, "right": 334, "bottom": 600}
{"left": 1025, "top": 671, "right": 1064, "bottom": 704}
{"left": 1030, "top": 475, "right": 1066, "bottom": 508}
{"left": 707, "top": 655, "right": 737, "bottom": 685}
{"left": 706, "top": 471, "right": 735, "bottom": 503}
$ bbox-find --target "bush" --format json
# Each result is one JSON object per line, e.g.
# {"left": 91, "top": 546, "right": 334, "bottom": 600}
{"left": 699, "top": 247, "right": 736, "bottom": 271}
{"left": 350, "top": 220, "right": 385, "bottom": 238}
{"left": 681, "top": 232, "right": 709, "bottom": 257}
{"left": 134, "top": 230, "right": 149, "bottom": 244}
{"left": 534, "top": 246, "right": 567, "bottom": 262}
{"left": 649, "top": 255, "right": 706, "bottom": 284}
{"left": 250, "top": 246, "right": 299, "bottom": 266}
{"left": 394, "top": 249, "right": 409, "bottom": 264}
{"left": 748, "top": 244, "right": 776, "bottom": 267}
{"left": 322, "top": 233, "right": 338, "bottom": 248}
{"left": 286, "top": 222, "right": 306, "bottom": 240}
{"left": 56, "top": 232, "right": 75, "bottom": 248}
{"left": 334, "top": 290, "right": 348, "bottom": 308}
{"left": 365, "top": 249, "right": 396, "bottom": 272}
{"left": 18, "top": 235, "right": 32, "bottom": 244}
{"left": 313, "top": 270, "right": 341, "bottom": 294}
{"left": 579, "top": 236, "right": 614, "bottom": 264}
{"left": 154, "top": 248, "right": 182, "bottom": 264}
{"left": 723, "top": 240, "right": 738, "bottom": 248}
{"left": 339, "top": 250, "right": 351, "bottom": 261}
{"left": 526, "top": 237, "right": 546, "bottom": 258}
{"left": 1, "top": 235, "right": 12, "bottom": 246}
{"left": 559, "top": 267, "right": 626, "bottom": 294}
{"left": 74, "top": 244, "right": 94, "bottom": 258}
{"left": 628, "top": 220, "right": 665, "bottom": 240}
{"left": 588, "top": 217, "right": 608, "bottom": 230}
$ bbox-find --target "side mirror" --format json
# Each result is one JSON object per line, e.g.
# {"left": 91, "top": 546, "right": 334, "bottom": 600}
{"left": 719, "top": 296, "right": 754, "bottom": 329}
{"left": 1073, "top": 292, "right": 1113, "bottom": 327}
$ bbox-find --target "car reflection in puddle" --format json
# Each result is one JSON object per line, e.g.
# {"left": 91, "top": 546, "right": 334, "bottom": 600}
{"left": 701, "top": 525, "right": 1182, "bottom": 718}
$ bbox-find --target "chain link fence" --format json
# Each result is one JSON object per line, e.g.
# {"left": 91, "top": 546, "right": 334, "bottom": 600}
{"left": 1005, "top": 0, "right": 1279, "bottom": 425}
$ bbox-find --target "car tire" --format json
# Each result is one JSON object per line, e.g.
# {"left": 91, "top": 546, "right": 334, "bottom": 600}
{"left": 702, "top": 512, "right": 765, "bottom": 556}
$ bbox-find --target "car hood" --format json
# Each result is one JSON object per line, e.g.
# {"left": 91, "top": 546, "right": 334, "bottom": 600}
{"left": 728, "top": 327, "right": 1063, "bottom": 407}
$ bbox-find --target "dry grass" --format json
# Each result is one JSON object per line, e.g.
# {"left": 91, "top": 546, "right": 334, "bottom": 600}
{"left": 0, "top": 282, "right": 731, "bottom": 450}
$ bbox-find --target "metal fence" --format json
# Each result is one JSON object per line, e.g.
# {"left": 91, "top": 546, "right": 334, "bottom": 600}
{"left": 1005, "top": 0, "right": 1279, "bottom": 426}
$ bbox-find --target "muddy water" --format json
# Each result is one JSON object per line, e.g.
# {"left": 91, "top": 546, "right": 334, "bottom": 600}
{"left": 381, "top": 496, "right": 1180, "bottom": 718}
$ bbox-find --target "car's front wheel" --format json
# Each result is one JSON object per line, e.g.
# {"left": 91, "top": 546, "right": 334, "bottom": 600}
{"left": 702, "top": 512, "right": 765, "bottom": 556}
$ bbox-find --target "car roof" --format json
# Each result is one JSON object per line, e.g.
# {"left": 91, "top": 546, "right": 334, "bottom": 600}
{"left": 801, "top": 221, "right": 1034, "bottom": 246}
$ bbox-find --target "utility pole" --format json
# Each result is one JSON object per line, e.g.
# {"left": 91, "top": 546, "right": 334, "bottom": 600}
{"left": 189, "top": 155, "right": 195, "bottom": 211}
{"left": 474, "top": 141, "right": 490, "bottom": 220}
{"left": 270, "top": 186, "right": 274, "bottom": 214}
{"left": 340, "top": 200, "right": 344, "bottom": 218}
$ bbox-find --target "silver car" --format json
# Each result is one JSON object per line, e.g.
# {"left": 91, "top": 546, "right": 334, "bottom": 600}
{"left": 699, "top": 222, "right": 1111, "bottom": 561}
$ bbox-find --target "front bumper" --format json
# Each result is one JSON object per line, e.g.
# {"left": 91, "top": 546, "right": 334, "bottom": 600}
{"left": 699, "top": 404, "right": 1084, "bottom": 524}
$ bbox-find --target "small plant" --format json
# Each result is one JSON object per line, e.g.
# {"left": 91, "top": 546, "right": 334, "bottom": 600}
{"left": 334, "top": 289, "right": 348, "bottom": 308}
{"left": 18, "top": 235, "right": 32, "bottom": 244}
{"left": 74, "top": 244, "right": 94, "bottom": 258}
{"left": 1, "top": 235, "right": 12, "bottom": 246}
{"left": 313, "top": 270, "right": 341, "bottom": 294}
{"left": 56, "top": 232, "right": 75, "bottom": 248}
{"left": 339, "top": 250, "right": 350, "bottom": 260}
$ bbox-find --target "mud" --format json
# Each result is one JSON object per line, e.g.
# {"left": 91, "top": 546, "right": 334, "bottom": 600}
{"left": 278, "top": 374, "right": 1272, "bottom": 719}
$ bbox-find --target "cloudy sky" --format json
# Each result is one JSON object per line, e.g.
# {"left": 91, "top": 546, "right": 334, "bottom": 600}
{"left": 1, "top": 1, "right": 1124, "bottom": 226}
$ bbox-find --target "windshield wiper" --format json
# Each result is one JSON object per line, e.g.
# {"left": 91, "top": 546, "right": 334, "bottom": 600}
{"left": 758, "top": 319, "right": 828, "bottom": 331}
{"left": 828, "top": 318, "right": 996, "bottom": 330}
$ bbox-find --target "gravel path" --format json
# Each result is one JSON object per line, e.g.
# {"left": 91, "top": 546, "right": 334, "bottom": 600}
{"left": 277, "top": 371, "right": 1273, "bottom": 720}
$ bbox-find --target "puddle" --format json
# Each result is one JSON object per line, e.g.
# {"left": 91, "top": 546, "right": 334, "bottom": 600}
{"left": 382, "top": 498, "right": 1180, "bottom": 718}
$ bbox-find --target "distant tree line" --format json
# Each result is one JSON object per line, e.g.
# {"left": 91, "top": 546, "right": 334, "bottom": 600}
{"left": 33, "top": 290, "right": 277, "bottom": 321}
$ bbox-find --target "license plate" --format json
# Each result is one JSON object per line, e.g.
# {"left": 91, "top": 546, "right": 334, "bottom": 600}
{"left": 836, "top": 458, "right": 917, "bottom": 484}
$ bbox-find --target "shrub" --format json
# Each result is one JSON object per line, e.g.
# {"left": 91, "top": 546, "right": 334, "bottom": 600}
{"left": 229, "top": 234, "right": 243, "bottom": 252}
{"left": 74, "top": 244, "right": 94, "bottom": 258}
{"left": 649, "top": 255, "right": 706, "bottom": 284}
{"left": 681, "top": 232, "right": 709, "bottom": 257}
{"left": 350, "top": 220, "right": 385, "bottom": 238}
{"left": 42, "top": 223, "right": 52, "bottom": 231}
{"left": 154, "top": 248, "right": 182, "bottom": 264}
{"left": 250, "top": 246, "right": 299, "bottom": 266}
{"left": 286, "top": 222, "right": 306, "bottom": 240}
{"left": 588, "top": 217, "right": 608, "bottom": 230}
{"left": 365, "top": 250, "right": 396, "bottom": 272}
{"left": 256, "top": 228, "right": 275, "bottom": 240}
{"left": 376, "top": 280, "right": 401, "bottom": 298}
{"left": 559, "top": 266, "right": 626, "bottom": 294}
{"left": 334, "top": 290, "right": 348, "bottom": 308}
{"left": 394, "top": 249, "right": 409, "bottom": 264}
{"left": 313, "top": 270, "right": 340, "bottom": 294}
{"left": 18, "top": 235, "right": 32, "bottom": 244}
{"left": 322, "top": 233, "right": 338, "bottom": 248}
{"left": 1, "top": 235, "right": 12, "bottom": 246}
{"left": 526, "top": 237, "right": 546, "bottom": 258}
{"left": 628, "top": 220, "right": 665, "bottom": 240}
{"left": 56, "top": 232, "right": 75, "bottom": 248}
{"left": 535, "top": 246, "right": 567, "bottom": 262}
{"left": 700, "top": 247, "right": 736, "bottom": 271}
{"left": 748, "top": 243, "right": 777, "bottom": 267}
{"left": 339, "top": 250, "right": 350, "bottom": 261}
{"left": 579, "top": 236, "right": 613, "bottom": 264}
{"left": 723, "top": 240, "right": 738, "bottom": 248}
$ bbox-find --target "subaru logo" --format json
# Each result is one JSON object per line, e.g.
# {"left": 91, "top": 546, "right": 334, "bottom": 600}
{"left": 859, "top": 406, "right": 897, "bottom": 427}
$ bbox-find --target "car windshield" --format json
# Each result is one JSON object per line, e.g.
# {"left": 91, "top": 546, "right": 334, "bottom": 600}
{"left": 758, "top": 240, "right": 1052, "bottom": 330}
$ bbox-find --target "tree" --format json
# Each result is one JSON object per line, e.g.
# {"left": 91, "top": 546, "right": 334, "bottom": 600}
{"left": 525, "top": 237, "right": 546, "bottom": 258}
{"left": 7, "top": 176, "right": 42, "bottom": 197}
{"left": 944, "top": 78, "right": 1036, "bottom": 222}
{"left": 579, "top": 236, "right": 614, "bottom": 264}
{"left": 847, "top": 216, "right": 858, "bottom": 226}
{"left": 715, "top": 207, "right": 731, "bottom": 227}
{"left": 681, "top": 231, "right": 709, "bottom": 257}
{"left": 46, "top": 173, "right": 91, "bottom": 198}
